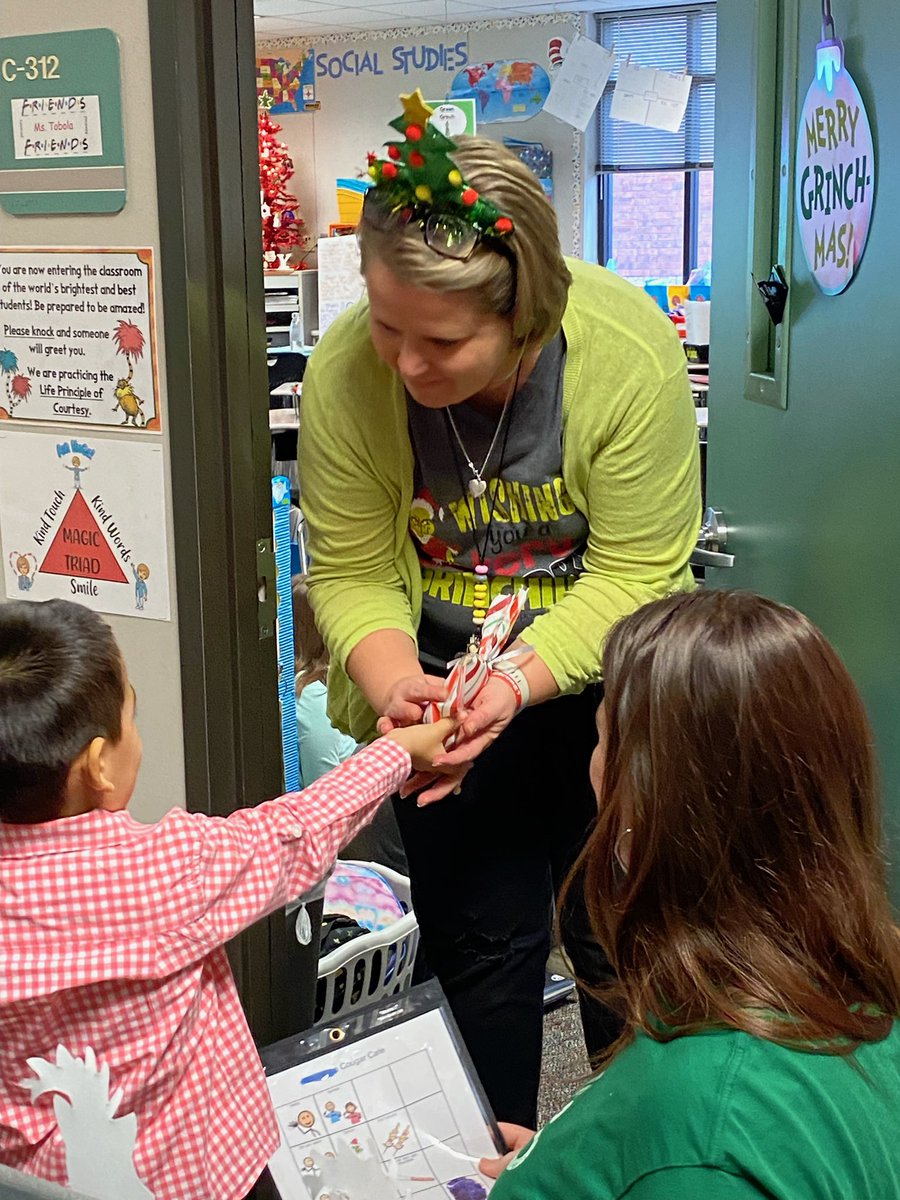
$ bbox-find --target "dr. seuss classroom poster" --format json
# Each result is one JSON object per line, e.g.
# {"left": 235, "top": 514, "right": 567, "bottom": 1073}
{"left": 0, "top": 430, "right": 170, "bottom": 620}
{"left": 0, "top": 248, "right": 160, "bottom": 428}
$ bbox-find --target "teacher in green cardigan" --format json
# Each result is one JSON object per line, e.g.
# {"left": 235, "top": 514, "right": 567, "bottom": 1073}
{"left": 299, "top": 90, "right": 700, "bottom": 1127}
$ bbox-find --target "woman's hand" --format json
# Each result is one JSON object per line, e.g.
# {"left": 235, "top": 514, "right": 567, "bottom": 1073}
{"left": 432, "top": 675, "right": 520, "bottom": 768}
{"left": 407, "top": 676, "right": 518, "bottom": 806}
{"left": 376, "top": 674, "right": 448, "bottom": 731}
{"left": 401, "top": 760, "right": 472, "bottom": 806}
{"left": 377, "top": 678, "right": 470, "bottom": 806}
{"left": 479, "top": 1122, "right": 536, "bottom": 1179}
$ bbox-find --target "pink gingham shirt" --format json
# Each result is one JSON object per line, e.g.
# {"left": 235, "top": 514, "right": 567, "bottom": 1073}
{"left": 0, "top": 738, "right": 410, "bottom": 1200}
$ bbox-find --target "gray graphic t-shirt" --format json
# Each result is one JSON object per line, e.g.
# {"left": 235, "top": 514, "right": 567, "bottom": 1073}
{"left": 406, "top": 332, "right": 589, "bottom": 671}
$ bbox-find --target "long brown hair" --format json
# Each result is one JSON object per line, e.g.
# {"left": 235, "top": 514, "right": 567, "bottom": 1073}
{"left": 292, "top": 576, "right": 328, "bottom": 696}
{"left": 567, "top": 589, "right": 900, "bottom": 1062}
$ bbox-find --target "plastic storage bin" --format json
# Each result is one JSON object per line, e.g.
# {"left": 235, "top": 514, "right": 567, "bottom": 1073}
{"left": 314, "top": 861, "right": 420, "bottom": 1026}
{"left": 335, "top": 177, "right": 370, "bottom": 226}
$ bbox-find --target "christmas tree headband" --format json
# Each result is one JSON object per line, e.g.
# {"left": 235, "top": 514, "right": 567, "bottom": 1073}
{"left": 365, "top": 90, "right": 514, "bottom": 254}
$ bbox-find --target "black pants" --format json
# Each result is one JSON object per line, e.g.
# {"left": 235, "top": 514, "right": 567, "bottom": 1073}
{"left": 392, "top": 686, "right": 621, "bottom": 1129}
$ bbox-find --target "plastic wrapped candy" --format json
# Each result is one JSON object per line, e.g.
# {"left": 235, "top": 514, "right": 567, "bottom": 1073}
{"left": 423, "top": 586, "right": 529, "bottom": 738}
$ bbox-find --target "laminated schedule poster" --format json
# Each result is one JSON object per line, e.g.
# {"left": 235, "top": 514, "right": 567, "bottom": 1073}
{"left": 0, "top": 247, "right": 160, "bottom": 428}
{"left": 0, "top": 429, "right": 170, "bottom": 620}
{"left": 262, "top": 982, "right": 501, "bottom": 1200}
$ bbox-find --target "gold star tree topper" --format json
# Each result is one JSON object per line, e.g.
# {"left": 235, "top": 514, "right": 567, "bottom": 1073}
{"left": 398, "top": 89, "right": 434, "bottom": 128}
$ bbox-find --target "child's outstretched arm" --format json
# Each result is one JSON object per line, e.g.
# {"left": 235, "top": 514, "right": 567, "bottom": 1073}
{"left": 183, "top": 719, "right": 456, "bottom": 948}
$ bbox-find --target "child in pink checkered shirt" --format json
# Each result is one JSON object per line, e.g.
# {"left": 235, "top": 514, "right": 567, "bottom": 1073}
{"left": 0, "top": 598, "right": 453, "bottom": 1200}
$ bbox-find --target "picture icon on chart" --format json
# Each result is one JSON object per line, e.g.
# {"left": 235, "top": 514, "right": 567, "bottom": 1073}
{"left": 0, "top": 348, "right": 34, "bottom": 417}
{"left": 322, "top": 1100, "right": 341, "bottom": 1126}
{"left": 132, "top": 562, "right": 150, "bottom": 611}
{"left": 111, "top": 320, "right": 147, "bottom": 427}
{"left": 8, "top": 551, "right": 37, "bottom": 592}
{"left": 291, "top": 1109, "right": 318, "bottom": 1136}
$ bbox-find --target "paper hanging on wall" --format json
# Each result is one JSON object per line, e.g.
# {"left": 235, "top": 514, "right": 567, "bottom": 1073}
{"left": 611, "top": 59, "right": 691, "bottom": 133}
{"left": 448, "top": 60, "right": 551, "bottom": 125}
{"left": 0, "top": 429, "right": 171, "bottom": 620}
{"left": 542, "top": 35, "right": 615, "bottom": 133}
{"left": 427, "top": 99, "right": 477, "bottom": 137}
{"left": 317, "top": 235, "right": 365, "bottom": 337}
{"left": 0, "top": 247, "right": 160, "bottom": 430}
{"left": 257, "top": 51, "right": 317, "bottom": 114}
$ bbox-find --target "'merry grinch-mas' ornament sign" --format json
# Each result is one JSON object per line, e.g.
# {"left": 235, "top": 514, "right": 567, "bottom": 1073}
{"left": 795, "top": 9, "right": 875, "bottom": 295}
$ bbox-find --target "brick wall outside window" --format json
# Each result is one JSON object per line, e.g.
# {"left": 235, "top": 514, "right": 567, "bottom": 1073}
{"left": 607, "top": 169, "right": 714, "bottom": 285}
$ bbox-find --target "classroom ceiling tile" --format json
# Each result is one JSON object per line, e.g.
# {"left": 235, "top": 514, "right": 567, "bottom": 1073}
{"left": 374, "top": 2, "right": 465, "bottom": 19}
{"left": 254, "top": 0, "right": 333, "bottom": 13}
{"left": 254, "top": 0, "right": 690, "bottom": 37}
{"left": 325, "top": 9, "right": 397, "bottom": 22}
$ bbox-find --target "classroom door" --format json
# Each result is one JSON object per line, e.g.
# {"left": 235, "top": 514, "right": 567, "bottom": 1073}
{"left": 706, "top": 0, "right": 900, "bottom": 896}
{"left": 148, "top": 0, "right": 310, "bottom": 1043}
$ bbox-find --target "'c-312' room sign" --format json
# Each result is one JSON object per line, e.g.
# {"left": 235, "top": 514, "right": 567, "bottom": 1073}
{"left": 0, "top": 27, "right": 126, "bottom": 215}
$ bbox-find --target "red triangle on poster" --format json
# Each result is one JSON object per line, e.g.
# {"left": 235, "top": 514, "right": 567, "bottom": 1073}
{"left": 41, "top": 490, "right": 128, "bottom": 583}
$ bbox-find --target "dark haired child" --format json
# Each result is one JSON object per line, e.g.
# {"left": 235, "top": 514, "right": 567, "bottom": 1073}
{"left": 0, "top": 599, "right": 453, "bottom": 1200}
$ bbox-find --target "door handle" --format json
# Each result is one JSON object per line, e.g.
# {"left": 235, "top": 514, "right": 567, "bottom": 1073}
{"left": 691, "top": 546, "right": 736, "bottom": 569}
{"left": 690, "top": 507, "right": 735, "bottom": 569}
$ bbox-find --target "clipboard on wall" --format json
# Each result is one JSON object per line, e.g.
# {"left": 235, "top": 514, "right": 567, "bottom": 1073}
{"left": 261, "top": 979, "right": 503, "bottom": 1199}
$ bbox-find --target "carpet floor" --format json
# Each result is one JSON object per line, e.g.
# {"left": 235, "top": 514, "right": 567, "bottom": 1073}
{"left": 537, "top": 996, "right": 591, "bottom": 1126}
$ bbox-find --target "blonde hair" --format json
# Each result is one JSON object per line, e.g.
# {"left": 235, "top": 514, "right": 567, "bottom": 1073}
{"left": 292, "top": 575, "right": 328, "bottom": 696}
{"left": 358, "top": 136, "right": 572, "bottom": 348}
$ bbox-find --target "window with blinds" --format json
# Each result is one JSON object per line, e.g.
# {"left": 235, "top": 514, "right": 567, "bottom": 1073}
{"left": 594, "top": 4, "right": 716, "bottom": 284}
{"left": 596, "top": 5, "right": 716, "bottom": 173}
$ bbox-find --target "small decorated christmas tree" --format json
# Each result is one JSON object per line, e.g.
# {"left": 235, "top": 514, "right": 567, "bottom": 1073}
{"left": 258, "top": 97, "right": 306, "bottom": 265}
{"left": 367, "top": 90, "right": 513, "bottom": 239}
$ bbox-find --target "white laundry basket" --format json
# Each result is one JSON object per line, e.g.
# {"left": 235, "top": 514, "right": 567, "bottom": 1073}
{"left": 314, "top": 861, "right": 420, "bottom": 1026}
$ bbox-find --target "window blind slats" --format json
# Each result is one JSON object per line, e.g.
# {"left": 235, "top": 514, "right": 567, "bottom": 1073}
{"left": 596, "top": 5, "right": 716, "bottom": 173}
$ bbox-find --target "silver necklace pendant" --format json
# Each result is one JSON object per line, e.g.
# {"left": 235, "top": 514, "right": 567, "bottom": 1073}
{"left": 468, "top": 477, "right": 487, "bottom": 498}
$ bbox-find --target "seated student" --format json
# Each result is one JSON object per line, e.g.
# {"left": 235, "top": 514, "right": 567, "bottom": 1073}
{"left": 0, "top": 599, "right": 452, "bottom": 1200}
{"left": 294, "top": 575, "right": 408, "bottom": 873}
{"left": 483, "top": 589, "right": 900, "bottom": 1200}
{"left": 293, "top": 574, "right": 359, "bottom": 788}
